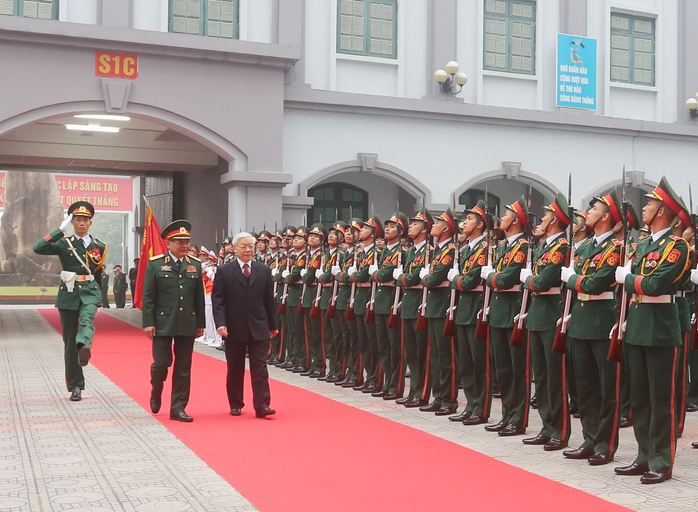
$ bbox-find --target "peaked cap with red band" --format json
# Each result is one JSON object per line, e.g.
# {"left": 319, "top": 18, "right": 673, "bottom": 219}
{"left": 435, "top": 207, "right": 457, "bottom": 234}
{"left": 544, "top": 192, "right": 571, "bottom": 227}
{"left": 350, "top": 217, "right": 364, "bottom": 231}
{"left": 309, "top": 223, "right": 328, "bottom": 239}
{"left": 625, "top": 200, "right": 640, "bottom": 230}
{"left": 295, "top": 225, "right": 309, "bottom": 238}
{"left": 465, "top": 199, "right": 487, "bottom": 221}
{"left": 284, "top": 226, "right": 297, "bottom": 237}
{"left": 410, "top": 207, "right": 434, "bottom": 231}
{"left": 592, "top": 187, "right": 623, "bottom": 225}
{"left": 364, "top": 215, "right": 384, "bottom": 239}
{"left": 258, "top": 230, "right": 272, "bottom": 242}
{"left": 386, "top": 212, "right": 408, "bottom": 233}
{"left": 645, "top": 176, "right": 691, "bottom": 228}
{"left": 68, "top": 201, "right": 95, "bottom": 219}
{"left": 161, "top": 219, "right": 192, "bottom": 240}
{"left": 505, "top": 195, "right": 529, "bottom": 227}
{"left": 332, "top": 220, "right": 349, "bottom": 235}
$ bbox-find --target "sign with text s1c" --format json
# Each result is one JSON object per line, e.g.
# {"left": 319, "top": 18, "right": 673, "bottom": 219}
{"left": 95, "top": 51, "right": 139, "bottom": 80}
{"left": 556, "top": 34, "right": 596, "bottom": 110}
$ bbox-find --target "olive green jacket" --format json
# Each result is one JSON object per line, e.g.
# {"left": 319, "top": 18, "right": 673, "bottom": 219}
{"left": 453, "top": 236, "right": 488, "bottom": 326}
{"left": 374, "top": 242, "right": 401, "bottom": 315}
{"left": 424, "top": 239, "right": 457, "bottom": 319}
{"left": 523, "top": 233, "right": 568, "bottom": 332}
{"left": 398, "top": 241, "right": 429, "bottom": 320}
{"left": 486, "top": 234, "right": 528, "bottom": 329}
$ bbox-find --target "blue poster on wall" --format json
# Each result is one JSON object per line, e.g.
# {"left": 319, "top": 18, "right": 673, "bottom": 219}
{"left": 556, "top": 34, "right": 597, "bottom": 110}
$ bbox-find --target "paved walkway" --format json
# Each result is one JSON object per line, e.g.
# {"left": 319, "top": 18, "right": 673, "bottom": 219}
{"left": 2, "top": 307, "right": 698, "bottom": 511}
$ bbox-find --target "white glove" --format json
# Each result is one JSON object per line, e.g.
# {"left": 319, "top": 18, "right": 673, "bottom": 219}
{"left": 331, "top": 265, "right": 340, "bottom": 276}
{"left": 519, "top": 268, "right": 532, "bottom": 283}
{"left": 447, "top": 268, "right": 459, "bottom": 281}
{"left": 281, "top": 270, "right": 290, "bottom": 279}
{"left": 271, "top": 267, "right": 278, "bottom": 276}
{"left": 419, "top": 267, "right": 429, "bottom": 280}
{"left": 556, "top": 314, "right": 572, "bottom": 329}
{"left": 691, "top": 269, "right": 698, "bottom": 285}
{"left": 615, "top": 261, "right": 631, "bottom": 284}
{"left": 368, "top": 264, "right": 379, "bottom": 275}
{"left": 347, "top": 267, "right": 356, "bottom": 277}
{"left": 206, "top": 268, "right": 215, "bottom": 280}
{"left": 59, "top": 214, "right": 73, "bottom": 233}
{"left": 513, "top": 312, "right": 528, "bottom": 324}
{"left": 300, "top": 269, "right": 307, "bottom": 277}
{"left": 608, "top": 321, "right": 628, "bottom": 339}
{"left": 392, "top": 268, "right": 403, "bottom": 281}
{"left": 560, "top": 265, "right": 575, "bottom": 283}
{"left": 480, "top": 265, "right": 494, "bottom": 280}
{"left": 692, "top": 313, "right": 696, "bottom": 325}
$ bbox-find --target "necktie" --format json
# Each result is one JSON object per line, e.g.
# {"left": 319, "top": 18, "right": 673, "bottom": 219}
{"left": 81, "top": 237, "right": 87, "bottom": 248}
{"left": 174, "top": 259, "right": 181, "bottom": 272}
{"left": 243, "top": 263, "right": 250, "bottom": 278}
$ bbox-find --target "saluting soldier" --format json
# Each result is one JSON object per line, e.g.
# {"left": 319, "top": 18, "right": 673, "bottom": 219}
{"left": 301, "top": 223, "right": 328, "bottom": 377}
{"left": 519, "top": 193, "right": 571, "bottom": 451}
{"left": 481, "top": 196, "right": 531, "bottom": 437}
{"left": 419, "top": 208, "right": 458, "bottom": 416}
{"left": 372, "top": 212, "right": 408, "bottom": 399}
{"left": 448, "top": 200, "right": 491, "bottom": 425}
{"left": 142, "top": 220, "right": 205, "bottom": 422}
{"left": 614, "top": 177, "right": 690, "bottom": 484}
{"left": 283, "top": 226, "right": 309, "bottom": 373}
{"left": 34, "top": 201, "right": 107, "bottom": 402}
{"left": 319, "top": 221, "right": 346, "bottom": 382}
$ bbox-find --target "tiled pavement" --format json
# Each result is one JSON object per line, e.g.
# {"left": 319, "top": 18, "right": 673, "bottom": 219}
{"left": 2, "top": 306, "right": 698, "bottom": 511}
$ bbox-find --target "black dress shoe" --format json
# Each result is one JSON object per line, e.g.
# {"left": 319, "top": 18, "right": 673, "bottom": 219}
{"left": 463, "top": 414, "right": 487, "bottom": 425}
{"left": 255, "top": 406, "right": 276, "bottom": 418}
{"left": 435, "top": 406, "right": 457, "bottom": 416}
{"left": 341, "top": 380, "right": 358, "bottom": 388}
{"left": 522, "top": 434, "right": 550, "bottom": 445}
{"left": 300, "top": 369, "right": 313, "bottom": 376}
{"left": 449, "top": 411, "right": 472, "bottom": 422}
{"left": 309, "top": 371, "right": 323, "bottom": 378}
{"left": 383, "top": 393, "right": 400, "bottom": 401}
{"left": 362, "top": 385, "right": 377, "bottom": 394}
{"left": 317, "top": 374, "right": 328, "bottom": 381}
{"left": 687, "top": 403, "right": 698, "bottom": 413}
{"left": 404, "top": 398, "right": 427, "bottom": 408}
{"left": 619, "top": 416, "right": 633, "bottom": 428}
{"left": 614, "top": 462, "right": 649, "bottom": 476}
{"left": 170, "top": 411, "right": 193, "bottom": 422}
{"left": 568, "top": 405, "right": 579, "bottom": 415}
{"left": 279, "top": 361, "right": 294, "bottom": 369}
{"left": 498, "top": 424, "right": 526, "bottom": 436}
{"left": 326, "top": 376, "right": 339, "bottom": 383}
{"left": 353, "top": 383, "right": 367, "bottom": 391}
{"left": 230, "top": 408, "right": 242, "bottom": 416}
{"left": 563, "top": 447, "right": 593, "bottom": 459}
{"left": 692, "top": 441, "right": 698, "bottom": 449}
{"left": 640, "top": 469, "right": 672, "bottom": 484}
{"left": 396, "top": 397, "right": 409, "bottom": 405}
{"left": 543, "top": 438, "right": 567, "bottom": 451}
{"left": 150, "top": 399, "right": 161, "bottom": 414}
{"left": 419, "top": 402, "right": 442, "bottom": 412}
{"left": 484, "top": 421, "right": 507, "bottom": 432}
{"left": 293, "top": 366, "right": 308, "bottom": 374}
{"left": 69, "top": 387, "right": 82, "bottom": 402}
{"left": 371, "top": 390, "right": 387, "bottom": 398}
{"left": 588, "top": 452, "right": 613, "bottom": 466}
{"left": 267, "top": 359, "right": 280, "bottom": 365}
{"left": 78, "top": 347, "right": 92, "bottom": 367}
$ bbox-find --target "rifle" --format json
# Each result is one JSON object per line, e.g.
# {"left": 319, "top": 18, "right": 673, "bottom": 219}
{"left": 272, "top": 249, "right": 280, "bottom": 298}
{"left": 552, "top": 174, "right": 574, "bottom": 353}
{"left": 277, "top": 248, "right": 290, "bottom": 314}
{"left": 689, "top": 185, "right": 698, "bottom": 349}
{"left": 510, "top": 188, "right": 535, "bottom": 347}
{"left": 345, "top": 248, "right": 357, "bottom": 321}
{"left": 365, "top": 247, "right": 377, "bottom": 324}
{"left": 475, "top": 193, "right": 492, "bottom": 339}
{"left": 297, "top": 246, "right": 309, "bottom": 315}
{"left": 388, "top": 244, "right": 403, "bottom": 328}
{"left": 416, "top": 237, "right": 431, "bottom": 332}
{"left": 443, "top": 240, "right": 459, "bottom": 337}
{"left": 310, "top": 245, "right": 325, "bottom": 319}
{"left": 326, "top": 246, "right": 339, "bottom": 318}
{"left": 608, "top": 166, "right": 628, "bottom": 362}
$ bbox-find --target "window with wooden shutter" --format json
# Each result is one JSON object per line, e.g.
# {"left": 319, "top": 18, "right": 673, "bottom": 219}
{"left": 0, "top": 0, "right": 57, "bottom": 19}
{"left": 610, "top": 12, "right": 655, "bottom": 86}
{"left": 337, "top": 0, "right": 397, "bottom": 59}
{"left": 170, "top": 0, "right": 238, "bottom": 39}
{"left": 484, "top": 0, "right": 535, "bottom": 75}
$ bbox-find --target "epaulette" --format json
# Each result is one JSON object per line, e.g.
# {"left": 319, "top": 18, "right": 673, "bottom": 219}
{"left": 94, "top": 237, "right": 106, "bottom": 246}
{"left": 149, "top": 253, "right": 165, "bottom": 261}
{"left": 189, "top": 255, "right": 201, "bottom": 262}
{"left": 612, "top": 239, "right": 623, "bottom": 246}
{"left": 670, "top": 235, "right": 685, "bottom": 242}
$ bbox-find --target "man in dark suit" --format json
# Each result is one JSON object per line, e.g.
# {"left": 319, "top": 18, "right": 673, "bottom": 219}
{"left": 212, "top": 232, "right": 279, "bottom": 418}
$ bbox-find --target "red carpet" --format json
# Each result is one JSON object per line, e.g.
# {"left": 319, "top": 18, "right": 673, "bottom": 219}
{"left": 39, "top": 309, "right": 629, "bottom": 512}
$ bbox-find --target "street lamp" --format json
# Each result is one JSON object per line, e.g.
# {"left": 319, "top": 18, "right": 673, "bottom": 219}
{"left": 685, "top": 92, "right": 698, "bottom": 120}
{"left": 434, "top": 61, "right": 468, "bottom": 96}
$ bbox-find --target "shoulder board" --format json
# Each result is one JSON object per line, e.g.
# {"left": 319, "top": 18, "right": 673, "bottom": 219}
{"left": 149, "top": 253, "right": 165, "bottom": 261}
{"left": 670, "top": 235, "right": 685, "bottom": 242}
{"left": 93, "top": 237, "right": 106, "bottom": 245}
{"left": 558, "top": 238, "right": 569, "bottom": 245}
{"left": 189, "top": 256, "right": 201, "bottom": 262}
{"left": 612, "top": 239, "right": 623, "bottom": 247}
{"left": 517, "top": 238, "right": 529, "bottom": 246}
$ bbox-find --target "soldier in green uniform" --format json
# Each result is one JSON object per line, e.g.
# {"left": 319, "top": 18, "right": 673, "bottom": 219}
{"left": 448, "top": 200, "right": 491, "bottom": 425}
{"left": 256, "top": 230, "right": 272, "bottom": 265}
{"left": 350, "top": 216, "right": 383, "bottom": 393}
{"left": 560, "top": 189, "right": 623, "bottom": 465}
{"left": 372, "top": 212, "right": 408, "bottom": 399}
{"left": 395, "top": 208, "right": 434, "bottom": 407}
{"left": 419, "top": 208, "right": 458, "bottom": 416}
{"left": 334, "top": 219, "right": 363, "bottom": 388}
{"left": 277, "top": 227, "right": 296, "bottom": 369}
{"left": 142, "top": 220, "right": 205, "bottom": 422}
{"left": 267, "top": 229, "right": 284, "bottom": 364}
{"left": 519, "top": 193, "right": 571, "bottom": 451}
{"left": 481, "top": 196, "right": 530, "bottom": 436}
{"left": 319, "top": 222, "right": 345, "bottom": 382}
{"left": 113, "top": 265, "right": 128, "bottom": 308}
{"left": 283, "top": 226, "right": 309, "bottom": 373}
{"left": 614, "top": 177, "right": 690, "bottom": 483}
{"left": 301, "top": 223, "right": 328, "bottom": 377}
{"left": 34, "top": 201, "right": 107, "bottom": 402}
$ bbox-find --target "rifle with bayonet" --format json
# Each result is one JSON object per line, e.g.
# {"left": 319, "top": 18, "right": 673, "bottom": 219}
{"left": 297, "top": 242, "right": 309, "bottom": 315}
{"left": 608, "top": 166, "right": 628, "bottom": 362}
{"left": 552, "top": 174, "right": 575, "bottom": 353}
{"left": 388, "top": 243, "right": 402, "bottom": 329}
{"left": 310, "top": 243, "right": 325, "bottom": 319}
{"left": 475, "top": 194, "right": 493, "bottom": 339}
{"left": 365, "top": 206, "right": 378, "bottom": 324}
{"left": 510, "top": 186, "right": 535, "bottom": 347}
{"left": 416, "top": 236, "right": 431, "bottom": 332}
{"left": 346, "top": 248, "right": 357, "bottom": 321}
{"left": 277, "top": 246, "right": 290, "bottom": 314}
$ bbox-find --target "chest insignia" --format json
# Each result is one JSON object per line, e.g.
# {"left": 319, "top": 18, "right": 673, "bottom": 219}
{"left": 514, "top": 252, "right": 525, "bottom": 264}
{"left": 186, "top": 265, "right": 197, "bottom": 273}
{"left": 161, "top": 265, "right": 172, "bottom": 271}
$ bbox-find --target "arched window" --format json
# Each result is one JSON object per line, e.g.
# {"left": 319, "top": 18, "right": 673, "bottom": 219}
{"left": 308, "top": 182, "right": 368, "bottom": 225}
{"left": 459, "top": 189, "right": 500, "bottom": 216}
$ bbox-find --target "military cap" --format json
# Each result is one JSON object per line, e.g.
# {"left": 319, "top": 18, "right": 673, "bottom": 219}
{"left": 410, "top": 207, "right": 434, "bottom": 231}
{"left": 364, "top": 215, "right": 384, "bottom": 239}
{"left": 646, "top": 176, "right": 692, "bottom": 228}
{"left": 349, "top": 218, "right": 364, "bottom": 231}
{"left": 332, "top": 220, "right": 349, "bottom": 235}
{"left": 544, "top": 192, "right": 571, "bottom": 227}
{"left": 161, "top": 219, "right": 192, "bottom": 240}
{"left": 466, "top": 200, "right": 487, "bottom": 221}
{"left": 249, "top": 231, "right": 259, "bottom": 240}
{"left": 505, "top": 196, "right": 529, "bottom": 227}
{"left": 309, "top": 223, "right": 328, "bottom": 239}
{"left": 295, "top": 225, "right": 309, "bottom": 238}
{"left": 272, "top": 229, "right": 283, "bottom": 240}
{"left": 625, "top": 201, "right": 640, "bottom": 230}
{"left": 639, "top": 224, "right": 651, "bottom": 235}
{"left": 435, "top": 207, "right": 457, "bottom": 234}
{"left": 258, "top": 230, "right": 272, "bottom": 242}
{"left": 222, "top": 237, "right": 232, "bottom": 245}
{"left": 386, "top": 211, "right": 409, "bottom": 234}
{"left": 68, "top": 201, "right": 95, "bottom": 218}
{"left": 284, "top": 226, "right": 297, "bottom": 237}
{"left": 592, "top": 188, "right": 623, "bottom": 225}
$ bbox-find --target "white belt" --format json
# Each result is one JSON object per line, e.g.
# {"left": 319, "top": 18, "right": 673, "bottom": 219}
{"left": 496, "top": 285, "right": 520, "bottom": 293}
{"left": 356, "top": 283, "right": 372, "bottom": 288}
{"left": 468, "top": 285, "right": 484, "bottom": 292}
{"left": 380, "top": 283, "right": 395, "bottom": 287}
{"left": 675, "top": 291, "right": 687, "bottom": 298}
{"left": 632, "top": 294, "right": 674, "bottom": 304}
{"left": 534, "top": 287, "right": 561, "bottom": 296}
{"left": 578, "top": 291, "right": 614, "bottom": 302}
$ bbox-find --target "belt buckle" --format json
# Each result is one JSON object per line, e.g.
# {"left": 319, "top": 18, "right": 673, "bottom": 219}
{"left": 578, "top": 293, "right": 590, "bottom": 301}
{"left": 635, "top": 295, "right": 642, "bottom": 304}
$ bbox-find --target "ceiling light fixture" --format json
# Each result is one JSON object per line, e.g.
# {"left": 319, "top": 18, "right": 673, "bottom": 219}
{"left": 66, "top": 124, "right": 120, "bottom": 133}
{"left": 73, "top": 114, "right": 131, "bottom": 121}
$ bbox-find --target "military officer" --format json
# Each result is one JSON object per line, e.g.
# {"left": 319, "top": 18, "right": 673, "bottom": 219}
{"left": 283, "top": 226, "right": 309, "bottom": 373}
{"left": 394, "top": 208, "right": 434, "bottom": 407}
{"left": 448, "top": 200, "right": 492, "bottom": 425}
{"left": 142, "top": 220, "right": 205, "bottom": 422}
{"left": 519, "top": 193, "right": 571, "bottom": 451}
{"left": 372, "top": 212, "right": 408, "bottom": 399}
{"left": 614, "top": 177, "right": 690, "bottom": 484}
{"left": 33, "top": 201, "right": 107, "bottom": 402}
{"left": 481, "top": 196, "right": 531, "bottom": 437}
{"left": 301, "top": 223, "right": 328, "bottom": 377}
{"left": 319, "top": 221, "right": 346, "bottom": 382}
